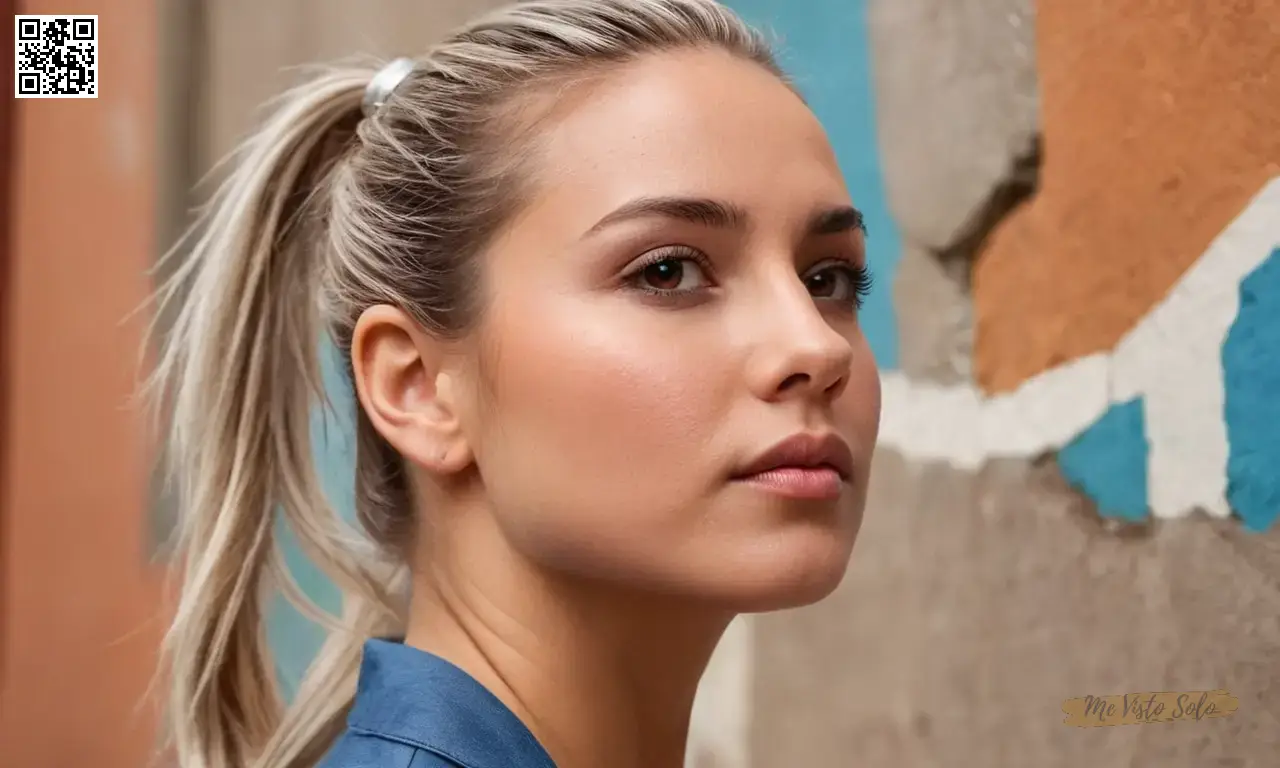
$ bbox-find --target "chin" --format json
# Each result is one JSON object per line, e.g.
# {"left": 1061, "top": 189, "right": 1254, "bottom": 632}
{"left": 698, "top": 528, "right": 858, "bottom": 613}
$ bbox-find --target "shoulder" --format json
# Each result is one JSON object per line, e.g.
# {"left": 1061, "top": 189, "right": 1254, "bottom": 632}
{"left": 317, "top": 731, "right": 463, "bottom": 768}
{"left": 406, "top": 752, "right": 464, "bottom": 767}
{"left": 330, "top": 640, "right": 556, "bottom": 767}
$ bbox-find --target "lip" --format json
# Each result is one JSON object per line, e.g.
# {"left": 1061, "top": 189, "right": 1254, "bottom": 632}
{"left": 734, "top": 432, "right": 855, "bottom": 484}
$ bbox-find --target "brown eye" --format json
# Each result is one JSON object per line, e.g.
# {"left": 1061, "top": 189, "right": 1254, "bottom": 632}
{"left": 638, "top": 257, "right": 710, "bottom": 292}
{"left": 805, "top": 270, "right": 839, "bottom": 299}
{"left": 803, "top": 263, "right": 874, "bottom": 308}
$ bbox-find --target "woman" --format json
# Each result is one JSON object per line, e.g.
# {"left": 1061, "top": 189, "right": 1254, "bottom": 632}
{"left": 151, "top": 0, "right": 882, "bottom": 766}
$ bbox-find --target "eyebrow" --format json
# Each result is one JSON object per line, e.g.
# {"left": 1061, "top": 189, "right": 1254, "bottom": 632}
{"left": 584, "top": 195, "right": 866, "bottom": 238}
{"left": 808, "top": 205, "right": 865, "bottom": 236}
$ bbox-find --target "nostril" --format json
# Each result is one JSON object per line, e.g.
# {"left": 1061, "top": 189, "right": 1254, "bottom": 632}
{"left": 777, "top": 372, "right": 810, "bottom": 392}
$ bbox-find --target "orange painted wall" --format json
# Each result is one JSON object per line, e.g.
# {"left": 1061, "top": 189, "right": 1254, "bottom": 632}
{"left": 1, "top": 0, "right": 15, "bottom": 693}
{"left": 0, "top": 2, "right": 169, "bottom": 766}
{"left": 974, "top": 0, "right": 1280, "bottom": 393}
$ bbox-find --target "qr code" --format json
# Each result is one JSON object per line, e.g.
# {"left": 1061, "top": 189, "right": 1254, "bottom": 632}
{"left": 15, "top": 15, "right": 98, "bottom": 99}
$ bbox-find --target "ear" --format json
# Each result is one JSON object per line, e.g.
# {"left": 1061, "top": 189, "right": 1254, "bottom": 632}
{"left": 349, "top": 305, "right": 473, "bottom": 474}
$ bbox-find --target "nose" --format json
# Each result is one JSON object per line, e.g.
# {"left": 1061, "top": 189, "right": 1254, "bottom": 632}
{"left": 744, "top": 275, "right": 855, "bottom": 405}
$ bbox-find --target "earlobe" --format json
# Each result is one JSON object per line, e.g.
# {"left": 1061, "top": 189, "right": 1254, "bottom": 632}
{"left": 349, "top": 305, "right": 472, "bottom": 474}
{"left": 430, "top": 371, "right": 474, "bottom": 472}
{"left": 431, "top": 422, "right": 473, "bottom": 474}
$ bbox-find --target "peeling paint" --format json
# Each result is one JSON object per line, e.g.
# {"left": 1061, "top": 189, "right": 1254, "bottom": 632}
{"left": 878, "top": 177, "right": 1280, "bottom": 526}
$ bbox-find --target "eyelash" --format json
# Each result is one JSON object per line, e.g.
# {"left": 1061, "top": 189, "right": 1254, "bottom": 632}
{"left": 623, "top": 245, "right": 714, "bottom": 295}
{"left": 820, "top": 261, "right": 875, "bottom": 309}
{"left": 622, "top": 245, "right": 875, "bottom": 309}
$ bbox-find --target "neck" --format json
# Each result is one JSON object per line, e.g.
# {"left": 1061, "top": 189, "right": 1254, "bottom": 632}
{"left": 403, "top": 517, "right": 733, "bottom": 768}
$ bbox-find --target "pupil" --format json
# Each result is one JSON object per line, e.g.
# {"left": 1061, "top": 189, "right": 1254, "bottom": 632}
{"left": 808, "top": 272, "right": 833, "bottom": 297}
{"left": 645, "top": 260, "right": 682, "bottom": 289}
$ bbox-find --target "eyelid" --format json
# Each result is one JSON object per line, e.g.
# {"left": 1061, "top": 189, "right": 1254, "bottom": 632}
{"left": 619, "top": 247, "right": 868, "bottom": 288}
{"left": 620, "top": 244, "right": 714, "bottom": 279}
{"left": 804, "top": 254, "right": 865, "bottom": 273}
{"left": 803, "top": 257, "right": 874, "bottom": 309}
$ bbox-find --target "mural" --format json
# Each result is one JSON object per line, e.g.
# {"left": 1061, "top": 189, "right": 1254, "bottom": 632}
{"left": 864, "top": 0, "right": 1280, "bottom": 531}
{"left": 880, "top": 182, "right": 1280, "bottom": 529}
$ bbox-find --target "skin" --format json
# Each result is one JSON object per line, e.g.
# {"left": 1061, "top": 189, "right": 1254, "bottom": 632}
{"left": 352, "top": 46, "right": 881, "bottom": 768}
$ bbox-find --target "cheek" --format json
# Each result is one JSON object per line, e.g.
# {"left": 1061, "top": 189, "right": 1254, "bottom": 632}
{"left": 842, "top": 337, "right": 882, "bottom": 446}
{"left": 835, "top": 335, "right": 882, "bottom": 485}
{"left": 471, "top": 294, "right": 734, "bottom": 565}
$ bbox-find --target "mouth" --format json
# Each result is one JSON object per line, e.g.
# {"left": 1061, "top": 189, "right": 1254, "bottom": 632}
{"left": 732, "top": 432, "right": 854, "bottom": 501}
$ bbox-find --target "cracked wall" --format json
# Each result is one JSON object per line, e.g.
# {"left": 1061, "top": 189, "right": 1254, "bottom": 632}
{"left": 873, "top": 0, "right": 1280, "bottom": 531}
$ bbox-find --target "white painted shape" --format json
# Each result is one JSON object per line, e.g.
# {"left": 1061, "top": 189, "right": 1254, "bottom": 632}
{"left": 1110, "top": 310, "right": 1170, "bottom": 402}
{"left": 1001, "top": 353, "right": 1111, "bottom": 454}
{"left": 1141, "top": 350, "right": 1231, "bottom": 518}
{"left": 686, "top": 615, "right": 752, "bottom": 768}
{"left": 927, "top": 383, "right": 986, "bottom": 470}
{"left": 879, "top": 373, "right": 983, "bottom": 469}
{"left": 879, "top": 355, "right": 1108, "bottom": 471}
{"left": 980, "top": 387, "right": 1050, "bottom": 457}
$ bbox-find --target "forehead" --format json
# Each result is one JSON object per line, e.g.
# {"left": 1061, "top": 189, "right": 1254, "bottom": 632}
{"left": 520, "top": 47, "right": 850, "bottom": 228}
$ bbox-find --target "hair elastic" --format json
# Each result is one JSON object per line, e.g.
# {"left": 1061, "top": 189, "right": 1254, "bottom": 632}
{"left": 362, "top": 57, "right": 416, "bottom": 118}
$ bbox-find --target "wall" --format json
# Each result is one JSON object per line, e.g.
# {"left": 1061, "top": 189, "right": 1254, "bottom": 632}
{"left": 0, "top": 0, "right": 15, "bottom": 689}
{"left": 0, "top": 1, "right": 168, "bottom": 767}
{"left": 876, "top": 0, "right": 1280, "bottom": 532}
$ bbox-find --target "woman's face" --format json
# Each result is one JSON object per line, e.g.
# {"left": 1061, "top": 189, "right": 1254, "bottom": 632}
{"left": 459, "top": 46, "right": 881, "bottom": 611}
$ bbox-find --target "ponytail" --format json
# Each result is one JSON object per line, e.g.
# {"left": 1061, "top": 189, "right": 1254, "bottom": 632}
{"left": 148, "top": 65, "right": 405, "bottom": 768}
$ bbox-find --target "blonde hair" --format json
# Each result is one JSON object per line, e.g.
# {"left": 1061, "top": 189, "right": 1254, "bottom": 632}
{"left": 148, "top": 1, "right": 779, "bottom": 766}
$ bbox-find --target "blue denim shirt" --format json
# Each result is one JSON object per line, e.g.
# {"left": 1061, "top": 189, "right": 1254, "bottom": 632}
{"left": 319, "top": 639, "right": 557, "bottom": 767}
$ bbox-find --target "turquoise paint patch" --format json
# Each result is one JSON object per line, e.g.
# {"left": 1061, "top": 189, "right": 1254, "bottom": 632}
{"left": 267, "top": 339, "right": 354, "bottom": 697}
{"left": 1223, "top": 247, "right": 1280, "bottom": 533}
{"left": 1058, "top": 398, "right": 1149, "bottom": 522}
{"left": 726, "top": 0, "right": 901, "bottom": 368}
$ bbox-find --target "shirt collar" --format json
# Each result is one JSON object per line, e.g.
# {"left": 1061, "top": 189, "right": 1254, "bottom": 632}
{"left": 346, "top": 639, "right": 557, "bottom": 768}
